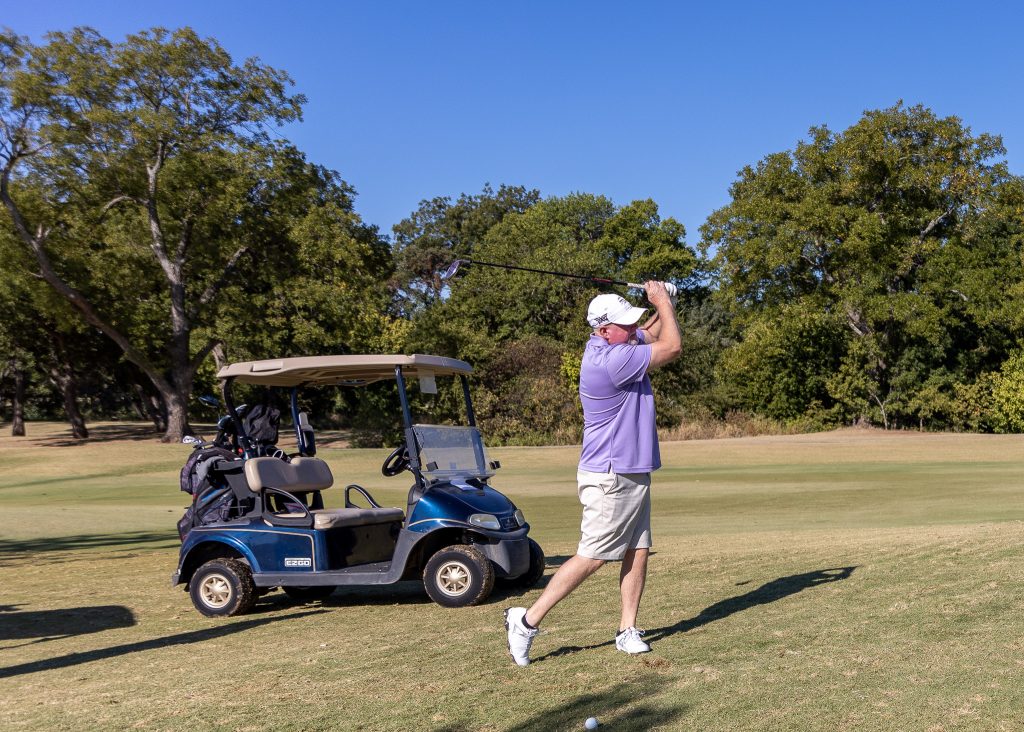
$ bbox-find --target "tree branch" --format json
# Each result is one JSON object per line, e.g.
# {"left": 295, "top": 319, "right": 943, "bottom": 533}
{"left": 188, "top": 337, "right": 222, "bottom": 376}
{"left": 144, "top": 146, "right": 175, "bottom": 279}
{"left": 100, "top": 194, "right": 140, "bottom": 214}
{"left": 919, "top": 204, "right": 956, "bottom": 242}
{"left": 843, "top": 303, "right": 869, "bottom": 338}
{"left": 176, "top": 214, "right": 195, "bottom": 264}
{"left": 196, "top": 244, "right": 250, "bottom": 310}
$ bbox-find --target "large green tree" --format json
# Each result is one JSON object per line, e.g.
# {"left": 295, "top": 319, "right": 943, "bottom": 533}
{"left": 0, "top": 27, "right": 390, "bottom": 439}
{"left": 390, "top": 184, "right": 540, "bottom": 313}
{"left": 0, "top": 182, "right": 125, "bottom": 437}
{"left": 703, "top": 103, "right": 1019, "bottom": 428}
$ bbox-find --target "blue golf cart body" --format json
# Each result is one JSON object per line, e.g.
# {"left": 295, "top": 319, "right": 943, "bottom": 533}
{"left": 173, "top": 354, "right": 544, "bottom": 616}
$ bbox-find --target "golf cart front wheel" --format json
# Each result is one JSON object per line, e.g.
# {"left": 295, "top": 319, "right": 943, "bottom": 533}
{"left": 423, "top": 544, "right": 495, "bottom": 608}
{"left": 189, "top": 558, "right": 256, "bottom": 617}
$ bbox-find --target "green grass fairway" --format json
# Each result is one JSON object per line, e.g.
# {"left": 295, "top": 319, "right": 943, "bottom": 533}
{"left": 2, "top": 424, "right": 1024, "bottom": 731}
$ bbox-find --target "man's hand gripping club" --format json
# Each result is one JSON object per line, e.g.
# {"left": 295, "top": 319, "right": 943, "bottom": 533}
{"left": 640, "top": 281, "right": 682, "bottom": 370}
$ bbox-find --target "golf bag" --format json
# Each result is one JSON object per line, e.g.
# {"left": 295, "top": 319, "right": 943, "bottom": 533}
{"left": 177, "top": 446, "right": 248, "bottom": 540}
{"left": 242, "top": 399, "right": 282, "bottom": 456}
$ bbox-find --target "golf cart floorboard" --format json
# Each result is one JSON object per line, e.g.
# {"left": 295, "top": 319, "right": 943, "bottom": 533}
{"left": 255, "top": 561, "right": 399, "bottom": 587}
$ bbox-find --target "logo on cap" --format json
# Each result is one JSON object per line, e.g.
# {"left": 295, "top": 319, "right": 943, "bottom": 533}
{"left": 587, "top": 293, "right": 646, "bottom": 328}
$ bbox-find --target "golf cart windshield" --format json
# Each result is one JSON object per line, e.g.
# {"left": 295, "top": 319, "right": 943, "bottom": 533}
{"left": 413, "top": 425, "right": 494, "bottom": 481}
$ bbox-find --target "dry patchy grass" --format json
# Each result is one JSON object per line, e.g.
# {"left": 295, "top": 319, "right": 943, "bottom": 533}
{"left": 2, "top": 424, "right": 1024, "bottom": 730}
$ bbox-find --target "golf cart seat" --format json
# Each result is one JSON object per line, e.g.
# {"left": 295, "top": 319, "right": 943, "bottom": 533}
{"left": 244, "top": 457, "right": 404, "bottom": 528}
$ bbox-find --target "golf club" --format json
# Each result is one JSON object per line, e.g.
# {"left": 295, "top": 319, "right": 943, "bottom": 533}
{"left": 442, "top": 258, "right": 645, "bottom": 289}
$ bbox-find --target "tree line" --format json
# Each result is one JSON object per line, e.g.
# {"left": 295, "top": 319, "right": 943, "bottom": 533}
{"left": 2, "top": 27, "right": 1023, "bottom": 445}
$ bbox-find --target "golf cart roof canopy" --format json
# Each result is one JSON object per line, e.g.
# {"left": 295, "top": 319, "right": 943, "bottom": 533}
{"left": 217, "top": 354, "right": 472, "bottom": 387}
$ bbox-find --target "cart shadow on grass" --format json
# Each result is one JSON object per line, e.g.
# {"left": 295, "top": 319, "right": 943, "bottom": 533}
{"left": 489, "top": 552, "right": 658, "bottom": 602}
{"left": 533, "top": 566, "right": 858, "bottom": 662}
{"left": 0, "top": 531, "right": 179, "bottom": 562}
{"left": 255, "top": 554, "right": 572, "bottom": 608}
{"left": 238, "top": 552, "right": 581, "bottom": 610}
{"left": 0, "top": 609, "right": 327, "bottom": 679}
{"left": 0, "top": 604, "right": 136, "bottom": 647}
{"left": 487, "top": 553, "right": 575, "bottom": 602}
{"left": 259, "top": 581, "right": 434, "bottom": 608}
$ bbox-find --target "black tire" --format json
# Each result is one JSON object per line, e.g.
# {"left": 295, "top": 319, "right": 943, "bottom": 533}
{"left": 499, "top": 538, "right": 546, "bottom": 589}
{"left": 423, "top": 544, "right": 495, "bottom": 608}
{"left": 189, "top": 558, "right": 256, "bottom": 617}
{"left": 282, "top": 585, "right": 336, "bottom": 602}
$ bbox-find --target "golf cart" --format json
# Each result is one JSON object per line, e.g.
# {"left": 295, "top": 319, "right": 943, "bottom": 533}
{"left": 173, "top": 354, "right": 545, "bottom": 617}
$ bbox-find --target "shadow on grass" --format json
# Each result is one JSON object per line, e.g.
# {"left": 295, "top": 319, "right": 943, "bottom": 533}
{"left": 492, "top": 552, "right": 660, "bottom": 602}
{"left": 0, "top": 604, "right": 135, "bottom": 643}
{"left": 35, "top": 423, "right": 163, "bottom": 447}
{"left": 534, "top": 566, "right": 857, "bottom": 662}
{"left": 543, "top": 554, "right": 573, "bottom": 568}
{"left": 258, "top": 581, "right": 433, "bottom": 608}
{"left": 0, "top": 531, "right": 178, "bottom": 560}
{"left": 437, "top": 675, "right": 684, "bottom": 731}
{"left": 0, "top": 609, "right": 326, "bottom": 679}
{"left": 648, "top": 566, "right": 858, "bottom": 641}
{"left": 2, "top": 469, "right": 174, "bottom": 489}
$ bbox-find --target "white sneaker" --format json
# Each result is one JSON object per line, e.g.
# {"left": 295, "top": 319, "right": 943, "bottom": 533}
{"left": 504, "top": 607, "right": 538, "bottom": 666}
{"left": 615, "top": 626, "right": 650, "bottom": 654}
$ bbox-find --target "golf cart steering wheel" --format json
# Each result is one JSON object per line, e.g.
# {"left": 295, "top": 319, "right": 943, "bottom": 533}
{"left": 381, "top": 446, "right": 411, "bottom": 477}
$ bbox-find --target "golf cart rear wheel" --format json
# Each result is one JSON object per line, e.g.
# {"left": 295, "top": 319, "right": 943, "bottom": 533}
{"left": 423, "top": 544, "right": 494, "bottom": 608}
{"left": 499, "top": 538, "right": 546, "bottom": 589}
{"left": 189, "top": 558, "right": 256, "bottom": 617}
{"left": 282, "top": 585, "right": 336, "bottom": 602}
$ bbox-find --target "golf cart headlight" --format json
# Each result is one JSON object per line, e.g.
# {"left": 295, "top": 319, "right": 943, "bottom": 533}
{"left": 469, "top": 513, "right": 501, "bottom": 530}
{"left": 514, "top": 509, "right": 525, "bottom": 526}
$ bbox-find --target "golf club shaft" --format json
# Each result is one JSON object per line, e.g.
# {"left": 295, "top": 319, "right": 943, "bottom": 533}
{"left": 448, "top": 258, "right": 642, "bottom": 288}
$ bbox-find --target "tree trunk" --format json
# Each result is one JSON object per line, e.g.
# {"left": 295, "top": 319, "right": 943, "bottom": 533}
{"left": 131, "top": 381, "right": 167, "bottom": 433}
{"left": 11, "top": 365, "right": 26, "bottom": 437}
{"left": 45, "top": 338, "right": 89, "bottom": 439}
{"left": 127, "top": 391, "right": 146, "bottom": 421}
{"left": 48, "top": 365, "right": 89, "bottom": 439}
{"left": 162, "top": 388, "right": 192, "bottom": 443}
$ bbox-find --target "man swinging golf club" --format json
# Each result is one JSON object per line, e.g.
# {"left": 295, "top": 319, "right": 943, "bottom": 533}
{"left": 505, "top": 280, "right": 681, "bottom": 665}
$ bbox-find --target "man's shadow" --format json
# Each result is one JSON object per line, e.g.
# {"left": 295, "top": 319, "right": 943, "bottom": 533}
{"left": 646, "top": 566, "right": 857, "bottom": 641}
{"left": 534, "top": 566, "right": 857, "bottom": 661}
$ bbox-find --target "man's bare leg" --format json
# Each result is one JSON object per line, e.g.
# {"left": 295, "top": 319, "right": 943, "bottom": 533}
{"left": 618, "top": 547, "right": 649, "bottom": 630}
{"left": 525, "top": 554, "right": 605, "bottom": 627}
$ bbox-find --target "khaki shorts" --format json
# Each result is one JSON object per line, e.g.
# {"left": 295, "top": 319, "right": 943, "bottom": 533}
{"left": 576, "top": 469, "right": 652, "bottom": 561}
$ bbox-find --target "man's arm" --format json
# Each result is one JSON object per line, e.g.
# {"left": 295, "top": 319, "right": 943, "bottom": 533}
{"left": 641, "top": 281, "right": 681, "bottom": 370}
{"left": 639, "top": 310, "right": 663, "bottom": 340}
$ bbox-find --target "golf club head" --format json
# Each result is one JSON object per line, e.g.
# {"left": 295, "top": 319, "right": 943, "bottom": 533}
{"left": 442, "top": 259, "right": 467, "bottom": 280}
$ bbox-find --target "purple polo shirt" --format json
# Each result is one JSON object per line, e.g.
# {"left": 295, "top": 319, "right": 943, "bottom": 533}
{"left": 578, "top": 332, "right": 660, "bottom": 474}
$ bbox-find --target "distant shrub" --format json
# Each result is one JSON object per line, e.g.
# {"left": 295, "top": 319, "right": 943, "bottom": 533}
{"left": 992, "top": 351, "right": 1024, "bottom": 433}
{"left": 660, "top": 408, "right": 817, "bottom": 441}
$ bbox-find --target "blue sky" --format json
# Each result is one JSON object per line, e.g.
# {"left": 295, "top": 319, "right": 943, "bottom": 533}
{"left": 5, "top": 1, "right": 1023, "bottom": 243}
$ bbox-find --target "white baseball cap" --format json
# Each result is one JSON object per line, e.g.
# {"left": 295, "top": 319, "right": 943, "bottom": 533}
{"left": 587, "top": 293, "right": 647, "bottom": 328}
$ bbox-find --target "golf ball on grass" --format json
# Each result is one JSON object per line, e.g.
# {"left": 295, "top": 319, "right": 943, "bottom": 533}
{"left": 585, "top": 718, "right": 599, "bottom": 730}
